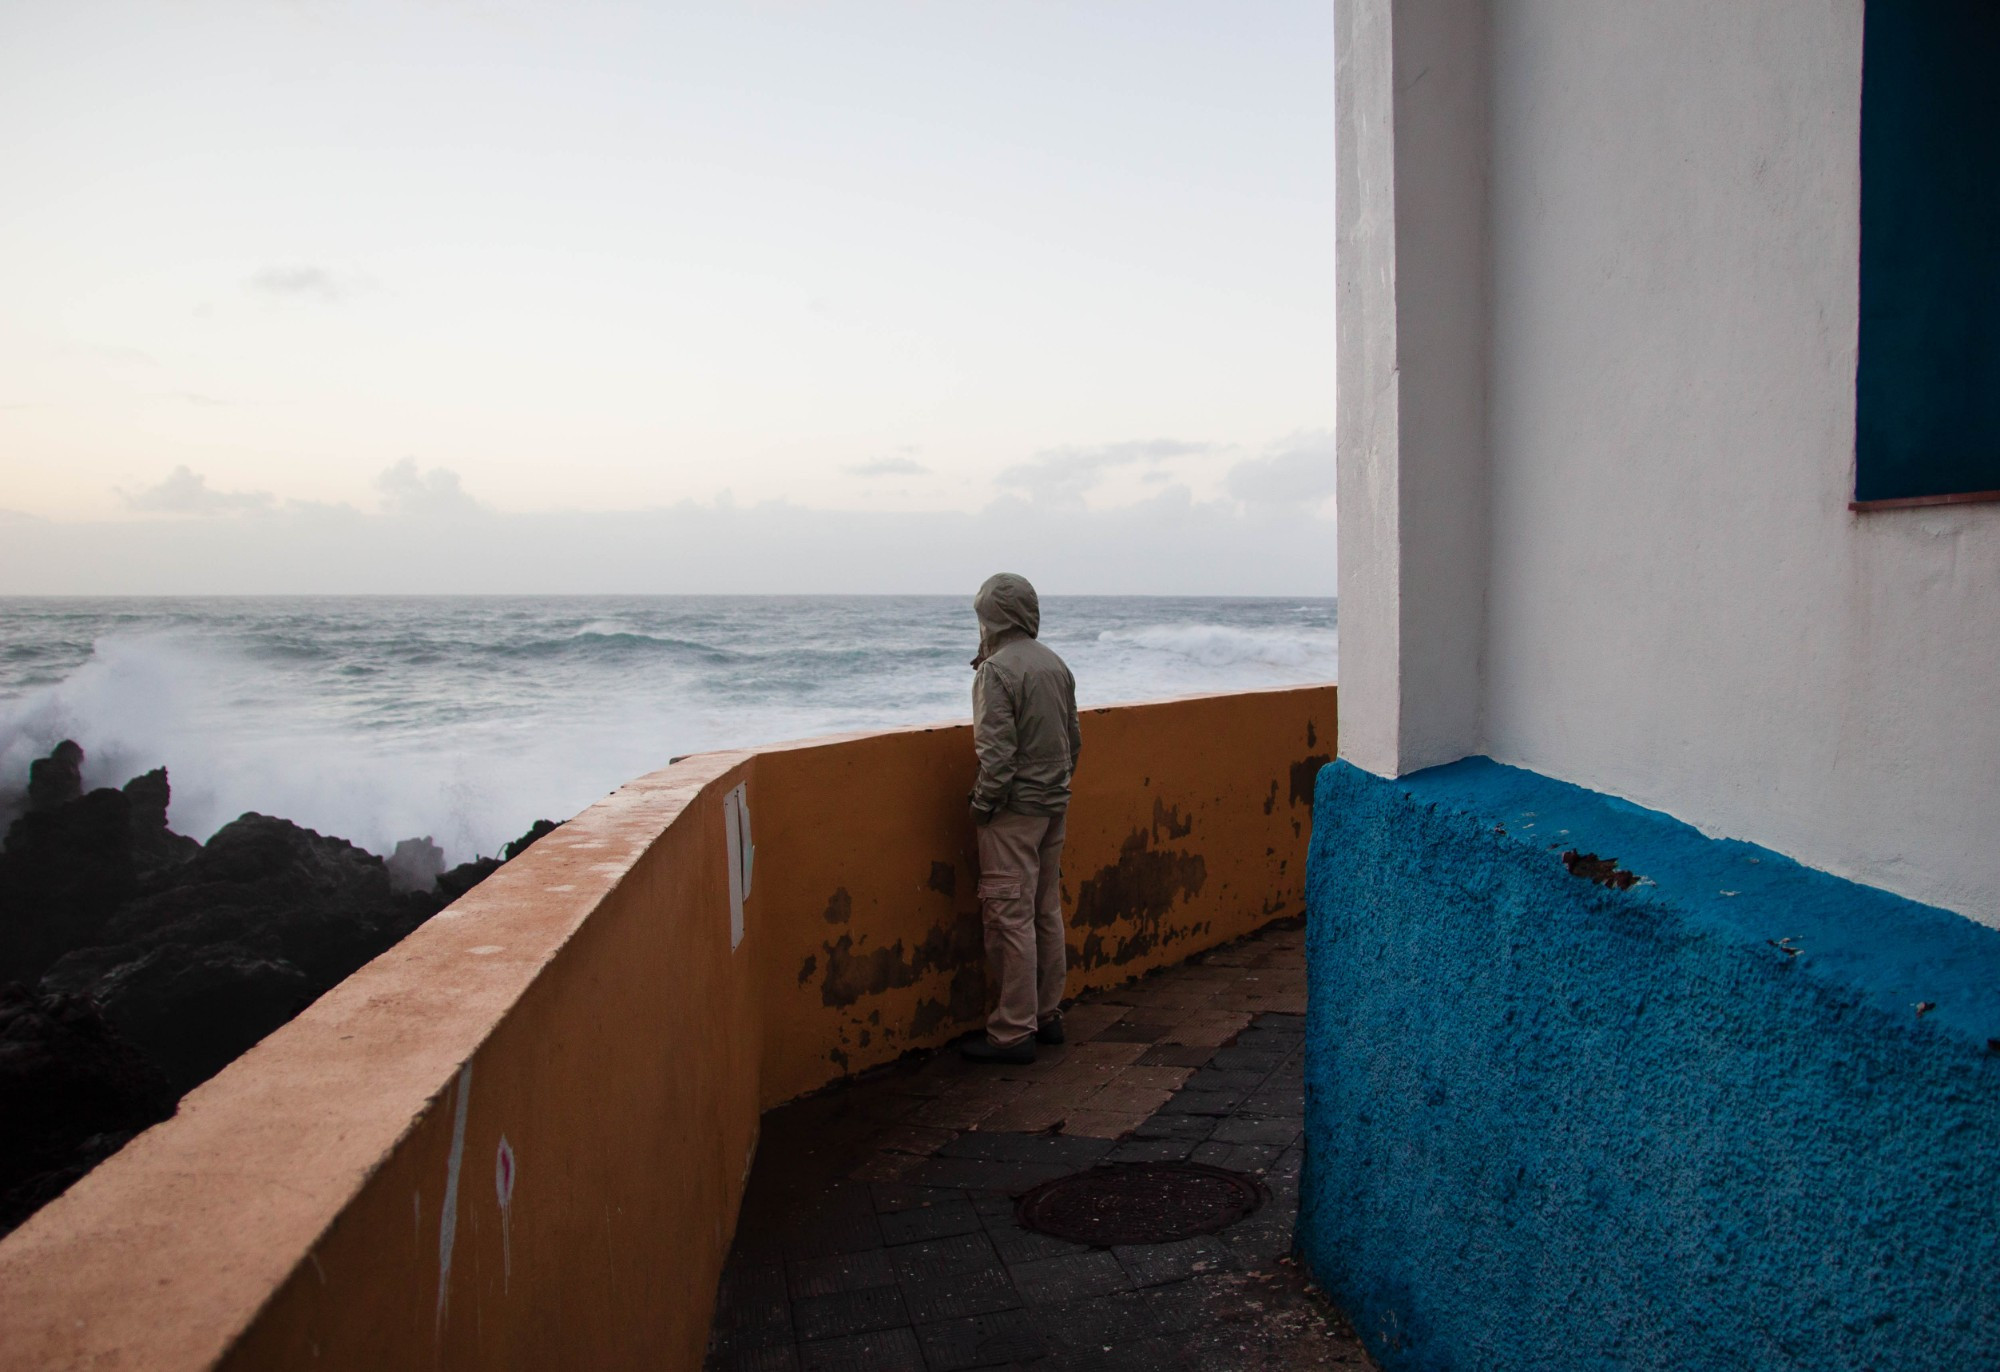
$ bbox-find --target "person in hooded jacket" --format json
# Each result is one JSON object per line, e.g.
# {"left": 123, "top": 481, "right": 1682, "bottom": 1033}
{"left": 962, "top": 572, "right": 1082, "bottom": 1064}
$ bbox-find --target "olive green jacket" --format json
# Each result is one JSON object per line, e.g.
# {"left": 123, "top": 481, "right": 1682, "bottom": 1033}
{"left": 969, "top": 573, "right": 1082, "bottom": 819}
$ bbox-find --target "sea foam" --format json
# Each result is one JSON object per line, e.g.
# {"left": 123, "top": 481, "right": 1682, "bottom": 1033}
{"left": 0, "top": 596, "right": 1335, "bottom": 865}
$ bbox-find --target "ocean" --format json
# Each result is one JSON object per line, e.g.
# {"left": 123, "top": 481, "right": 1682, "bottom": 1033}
{"left": 0, "top": 596, "right": 1336, "bottom": 866}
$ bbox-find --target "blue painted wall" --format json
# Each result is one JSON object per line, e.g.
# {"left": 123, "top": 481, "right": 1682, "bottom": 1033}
{"left": 1299, "top": 758, "right": 2000, "bottom": 1371}
{"left": 1855, "top": 0, "right": 2000, "bottom": 501}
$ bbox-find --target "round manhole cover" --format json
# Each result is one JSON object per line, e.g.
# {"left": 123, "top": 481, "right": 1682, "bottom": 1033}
{"left": 1015, "top": 1162, "right": 1267, "bottom": 1246}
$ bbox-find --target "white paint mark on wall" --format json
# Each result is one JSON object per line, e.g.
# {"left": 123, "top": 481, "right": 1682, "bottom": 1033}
{"left": 494, "top": 1135, "right": 517, "bottom": 1290}
{"left": 724, "top": 782, "right": 753, "bottom": 950}
{"left": 435, "top": 1062, "right": 473, "bottom": 1336}
{"left": 469, "top": 945, "right": 503, "bottom": 956}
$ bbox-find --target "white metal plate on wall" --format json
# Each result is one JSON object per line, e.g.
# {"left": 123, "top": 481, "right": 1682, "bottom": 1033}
{"left": 723, "top": 783, "right": 753, "bottom": 950}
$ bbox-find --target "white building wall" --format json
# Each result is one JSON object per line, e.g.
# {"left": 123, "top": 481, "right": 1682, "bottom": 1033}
{"left": 1336, "top": 0, "right": 2000, "bottom": 923}
{"left": 1334, "top": 0, "right": 1490, "bottom": 778}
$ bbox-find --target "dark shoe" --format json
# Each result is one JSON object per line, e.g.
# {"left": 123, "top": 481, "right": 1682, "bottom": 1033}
{"left": 960, "top": 1036, "right": 1035, "bottom": 1065}
{"left": 1036, "top": 1015, "right": 1065, "bottom": 1046}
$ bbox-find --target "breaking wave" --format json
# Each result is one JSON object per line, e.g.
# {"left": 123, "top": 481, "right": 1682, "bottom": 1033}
{"left": 0, "top": 596, "right": 1335, "bottom": 865}
{"left": 1097, "top": 622, "right": 1338, "bottom": 673}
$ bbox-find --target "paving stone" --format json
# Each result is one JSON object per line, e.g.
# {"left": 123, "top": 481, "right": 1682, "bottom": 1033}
{"left": 878, "top": 1196, "right": 983, "bottom": 1246}
{"left": 1184, "top": 1068, "right": 1269, "bottom": 1095}
{"left": 908, "top": 1095, "right": 1013, "bottom": 1131}
{"left": 1054, "top": 1108, "right": 1146, "bottom": 1139}
{"left": 1136, "top": 1043, "right": 1216, "bottom": 1068}
{"left": 1161, "top": 1012, "right": 1253, "bottom": 1047}
{"left": 869, "top": 1182, "right": 964, "bottom": 1214}
{"left": 712, "top": 1262, "right": 793, "bottom": 1351}
{"left": 780, "top": 1212, "right": 885, "bottom": 1261}
{"left": 1039, "top": 1334, "right": 1189, "bottom": 1372}
{"left": 975, "top": 1097, "right": 1073, "bottom": 1134}
{"left": 1067, "top": 1040, "right": 1150, "bottom": 1067}
{"left": 1141, "top": 1278, "right": 1214, "bottom": 1337}
{"left": 1129, "top": 1111, "right": 1217, "bottom": 1142}
{"left": 1102, "top": 1137, "right": 1198, "bottom": 1164}
{"left": 888, "top": 1230, "right": 1002, "bottom": 1280}
{"left": 1206, "top": 1047, "right": 1290, "bottom": 1075}
{"left": 708, "top": 1342, "right": 802, "bottom": 1372}
{"left": 1189, "top": 1140, "right": 1283, "bottom": 1174}
{"left": 907, "top": 1156, "right": 1074, "bottom": 1193}
{"left": 846, "top": 1151, "right": 928, "bottom": 1183}
{"left": 1073, "top": 1082, "right": 1171, "bottom": 1116}
{"left": 787, "top": 1248, "right": 898, "bottom": 1300}
{"left": 796, "top": 1325, "right": 927, "bottom": 1372}
{"left": 791, "top": 1283, "right": 909, "bottom": 1342}
{"left": 1172, "top": 1088, "right": 1248, "bottom": 1118}
{"left": 1239, "top": 1088, "right": 1303, "bottom": 1118}
{"left": 914, "top": 1307, "right": 1049, "bottom": 1370}
{"left": 940, "top": 1130, "right": 1115, "bottom": 1167}
{"left": 1058, "top": 1002, "right": 1127, "bottom": 1033}
{"left": 896, "top": 1261, "right": 1020, "bottom": 1323}
{"left": 1114, "top": 1235, "right": 1237, "bottom": 1288}
{"left": 1228, "top": 1028, "right": 1304, "bottom": 1052}
{"left": 870, "top": 1125, "right": 960, "bottom": 1158}
{"left": 1206, "top": 1115, "right": 1301, "bottom": 1147}
{"left": 1218, "top": 1211, "right": 1296, "bottom": 1264}
{"left": 935, "top": 1073, "right": 1036, "bottom": 1105}
{"left": 1008, "top": 1249, "right": 1132, "bottom": 1304}
{"left": 1093, "top": 1019, "right": 1177, "bottom": 1042}
{"left": 969, "top": 1191, "right": 1017, "bottom": 1220}
{"left": 984, "top": 1219, "right": 1089, "bottom": 1267}
{"left": 1035, "top": 1289, "right": 1163, "bottom": 1348}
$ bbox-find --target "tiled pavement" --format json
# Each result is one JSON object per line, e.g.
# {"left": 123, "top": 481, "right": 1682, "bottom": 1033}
{"left": 705, "top": 920, "right": 1374, "bottom": 1372}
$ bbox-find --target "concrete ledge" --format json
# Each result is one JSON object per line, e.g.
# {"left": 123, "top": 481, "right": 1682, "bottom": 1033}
{"left": 1299, "top": 757, "right": 2000, "bottom": 1372}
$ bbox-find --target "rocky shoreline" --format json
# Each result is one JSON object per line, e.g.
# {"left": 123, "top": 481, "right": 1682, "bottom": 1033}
{"left": 0, "top": 742, "right": 556, "bottom": 1236}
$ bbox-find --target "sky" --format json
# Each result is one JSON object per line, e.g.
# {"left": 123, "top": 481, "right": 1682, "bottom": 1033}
{"left": 0, "top": 1, "right": 1336, "bottom": 593}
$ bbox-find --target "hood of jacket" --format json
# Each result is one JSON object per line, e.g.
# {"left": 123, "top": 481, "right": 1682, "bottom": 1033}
{"left": 971, "top": 572, "right": 1040, "bottom": 667}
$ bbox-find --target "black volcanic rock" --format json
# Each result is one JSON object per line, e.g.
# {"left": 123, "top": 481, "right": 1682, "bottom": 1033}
{"left": 0, "top": 982, "right": 175, "bottom": 1236}
{"left": 26, "top": 740, "right": 83, "bottom": 811}
{"left": 43, "top": 813, "right": 436, "bottom": 1094}
{"left": 504, "top": 819, "right": 560, "bottom": 860}
{"left": 123, "top": 768, "right": 200, "bottom": 878}
{"left": 0, "top": 751, "right": 199, "bottom": 985}
{"left": 0, "top": 739, "right": 567, "bottom": 1233}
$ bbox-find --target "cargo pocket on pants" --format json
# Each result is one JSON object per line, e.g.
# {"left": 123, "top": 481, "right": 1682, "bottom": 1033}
{"left": 976, "top": 876, "right": 1023, "bottom": 901}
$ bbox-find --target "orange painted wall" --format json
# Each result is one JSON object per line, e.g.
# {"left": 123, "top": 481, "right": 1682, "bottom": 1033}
{"left": 0, "top": 685, "right": 1332, "bottom": 1372}
{"left": 752, "top": 686, "right": 1335, "bottom": 1103}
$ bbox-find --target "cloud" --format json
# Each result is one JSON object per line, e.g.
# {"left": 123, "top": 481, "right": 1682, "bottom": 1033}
{"left": 172, "top": 391, "right": 232, "bottom": 407}
{"left": 246, "top": 265, "right": 364, "bottom": 303}
{"left": 997, "top": 438, "right": 1218, "bottom": 505}
{"left": 1226, "top": 430, "right": 1336, "bottom": 508}
{"left": 376, "top": 458, "right": 482, "bottom": 517}
{"left": 845, "top": 457, "right": 930, "bottom": 477}
{"left": 122, "top": 466, "right": 273, "bottom": 515}
{"left": 0, "top": 490, "right": 1333, "bottom": 596}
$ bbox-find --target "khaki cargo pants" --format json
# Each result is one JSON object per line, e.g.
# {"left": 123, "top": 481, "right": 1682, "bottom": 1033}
{"left": 975, "top": 808, "right": 1068, "bottom": 1048}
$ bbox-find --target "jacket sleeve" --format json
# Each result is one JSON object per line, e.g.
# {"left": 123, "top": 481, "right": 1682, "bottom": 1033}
{"left": 970, "top": 662, "right": 1019, "bottom": 815}
{"left": 1066, "top": 670, "right": 1083, "bottom": 771}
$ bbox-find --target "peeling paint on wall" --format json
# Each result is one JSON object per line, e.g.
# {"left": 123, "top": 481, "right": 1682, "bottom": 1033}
{"left": 817, "top": 908, "right": 982, "bottom": 1009}
{"left": 927, "top": 861, "right": 957, "bottom": 897}
{"left": 1072, "top": 827, "right": 1209, "bottom": 970}
{"left": 1290, "top": 755, "right": 1332, "bottom": 810}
